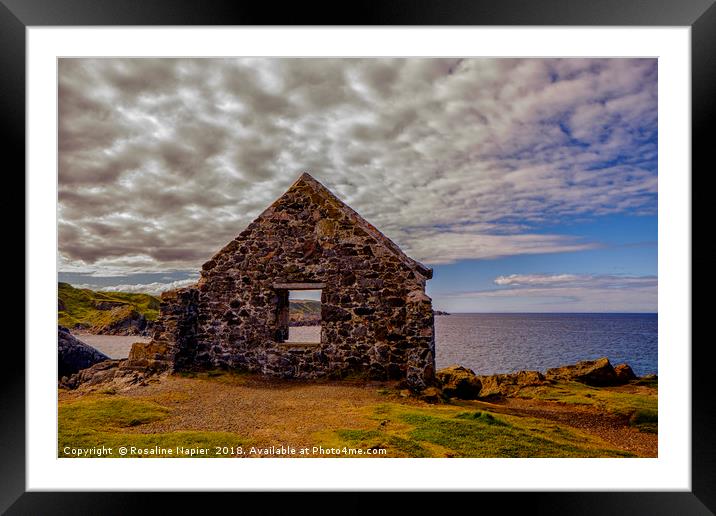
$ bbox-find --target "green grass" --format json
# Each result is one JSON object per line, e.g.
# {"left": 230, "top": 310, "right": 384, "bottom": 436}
{"left": 58, "top": 396, "right": 248, "bottom": 458}
{"left": 60, "top": 397, "right": 170, "bottom": 428}
{"left": 58, "top": 282, "right": 161, "bottom": 330}
{"left": 629, "top": 409, "right": 658, "bottom": 433}
{"left": 326, "top": 403, "right": 635, "bottom": 458}
{"left": 455, "top": 410, "right": 507, "bottom": 425}
{"left": 334, "top": 429, "right": 432, "bottom": 457}
{"left": 515, "top": 381, "right": 658, "bottom": 419}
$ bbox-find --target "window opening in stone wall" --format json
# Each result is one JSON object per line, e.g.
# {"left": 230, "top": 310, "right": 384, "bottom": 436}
{"left": 287, "top": 289, "right": 322, "bottom": 343}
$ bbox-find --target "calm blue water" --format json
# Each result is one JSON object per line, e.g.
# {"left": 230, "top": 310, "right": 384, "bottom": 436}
{"left": 435, "top": 313, "right": 657, "bottom": 377}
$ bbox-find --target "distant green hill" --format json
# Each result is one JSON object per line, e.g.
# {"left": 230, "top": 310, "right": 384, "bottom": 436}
{"left": 289, "top": 299, "right": 322, "bottom": 325}
{"left": 289, "top": 299, "right": 321, "bottom": 316}
{"left": 58, "top": 282, "right": 161, "bottom": 334}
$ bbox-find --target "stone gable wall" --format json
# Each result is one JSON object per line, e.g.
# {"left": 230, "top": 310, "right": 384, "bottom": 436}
{"left": 152, "top": 178, "right": 435, "bottom": 389}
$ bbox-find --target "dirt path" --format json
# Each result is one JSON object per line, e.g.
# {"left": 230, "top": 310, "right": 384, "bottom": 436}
{"left": 480, "top": 397, "right": 657, "bottom": 457}
{"left": 120, "top": 375, "right": 393, "bottom": 454}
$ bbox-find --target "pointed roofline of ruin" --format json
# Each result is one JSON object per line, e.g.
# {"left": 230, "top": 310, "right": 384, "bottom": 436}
{"left": 281, "top": 172, "right": 433, "bottom": 280}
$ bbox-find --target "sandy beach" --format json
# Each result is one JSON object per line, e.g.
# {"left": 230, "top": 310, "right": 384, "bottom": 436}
{"left": 75, "top": 334, "right": 150, "bottom": 359}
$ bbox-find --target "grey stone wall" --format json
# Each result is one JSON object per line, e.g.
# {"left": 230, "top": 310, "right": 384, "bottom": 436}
{"left": 150, "top": 286, "right": 200, "bottom": 371}
{"left": 151, "top": 174, "right": 435, "bottom": 389}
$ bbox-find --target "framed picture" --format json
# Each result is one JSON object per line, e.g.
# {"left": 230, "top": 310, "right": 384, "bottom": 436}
{"left": 7, "top": 0, "right": 711, "bottom": 512}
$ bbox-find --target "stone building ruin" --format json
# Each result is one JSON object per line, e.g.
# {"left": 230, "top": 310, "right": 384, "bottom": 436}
{"left": 144, "top": 173, "right": 435, "bottom": 389}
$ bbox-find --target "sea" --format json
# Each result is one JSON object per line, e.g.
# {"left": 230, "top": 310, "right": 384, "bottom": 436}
{"left": 435, "top": 313, "right": 657, "bottom": 376}
{"left": 76, "top": 334, "right": 150, "bottom": 360}
{"left": 79, "top": 313, "right": 658, "bottom": 377}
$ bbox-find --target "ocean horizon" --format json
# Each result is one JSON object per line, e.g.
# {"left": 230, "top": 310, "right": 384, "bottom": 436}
{"left": 435, "top": 312, "right": 657, "bottom": 377}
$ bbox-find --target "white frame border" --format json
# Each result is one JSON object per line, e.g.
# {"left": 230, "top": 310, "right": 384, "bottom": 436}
{"left": 27, "top": 26, "right": 690, "bottom": 491}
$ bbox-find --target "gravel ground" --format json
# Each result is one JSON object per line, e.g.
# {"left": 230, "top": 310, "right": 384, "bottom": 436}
{"left": 120, "top": 374, "right": 393, "bottom": 455}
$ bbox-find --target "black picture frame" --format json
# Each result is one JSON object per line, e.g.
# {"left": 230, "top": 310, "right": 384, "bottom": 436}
{"left": 4, "top": 0, "right": 712, "bottom": 513}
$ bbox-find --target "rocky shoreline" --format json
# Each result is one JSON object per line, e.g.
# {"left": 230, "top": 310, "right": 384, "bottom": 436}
{"left": 422, "top": 357, "right": 645, "bottom": 403}
{"left": 72, "top": 316, "right": 154, "bottom": 337}
{"left": 58, "top": 326, "right": 650, "bottom": 403}
{"left": 58, "top": 326, "right": 110, "bottom": 378}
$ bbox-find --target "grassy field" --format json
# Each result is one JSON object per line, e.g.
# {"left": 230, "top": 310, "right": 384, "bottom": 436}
{"left": 514, "top": 380, "right": 658, "bottom": 433}
{"left": 59, "top": 396, "right": 247, "bottom": 457}
{"left": 318, "top": 403, "right": 634, "bottom": 458}
{"left": 58, "top": 282, "right": 161, "bottom": 330}
{"left": 58, "top": 372, "right": 656, "bottom": 458}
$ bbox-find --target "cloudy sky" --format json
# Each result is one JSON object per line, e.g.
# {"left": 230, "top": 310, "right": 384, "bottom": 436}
{"left": 58, "top": 58, "right": 657, "bottom": 312}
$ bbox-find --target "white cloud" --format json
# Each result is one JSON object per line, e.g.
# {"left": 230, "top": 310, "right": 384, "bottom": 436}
{"left": 401, "top": 231, "right": 599, "bottom": 264}
{"left": 73, "top": 279, "right": 197, "bottom": 296}
{"left": 58, "top": 58, "right": 657, "bottom": 273}
{"left": 494, "top": 273, "right": 582, "bottom": 286}
{"left": 435, "top": 273, "right": 657, "bottom": 313}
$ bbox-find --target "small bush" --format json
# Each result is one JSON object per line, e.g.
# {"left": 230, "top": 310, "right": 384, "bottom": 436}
{"left": 629, "top": 409, "right": 658, "bottom": 433}
{"left": 455, "top": 411, "right": 506, "bottom": 426}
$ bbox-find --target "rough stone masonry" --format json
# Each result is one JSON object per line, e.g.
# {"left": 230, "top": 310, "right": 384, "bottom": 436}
{"left": 142, "top": 172, "right": 436, "bottom": 389}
